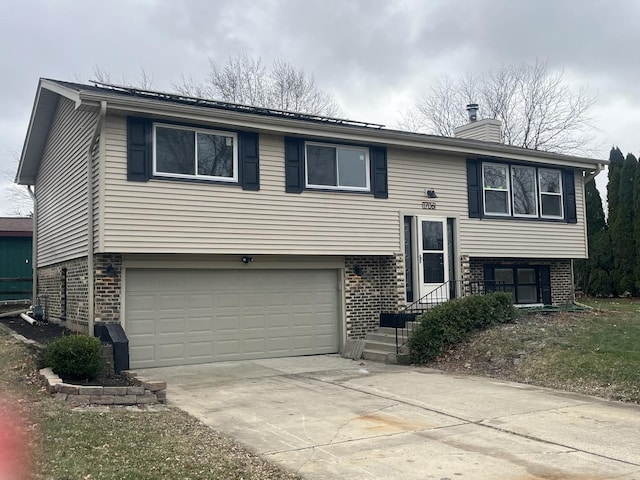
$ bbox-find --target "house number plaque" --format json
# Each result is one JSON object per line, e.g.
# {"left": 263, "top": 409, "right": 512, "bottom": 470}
{"left": 422, "top": 201, "right": 437, "bottom": 210}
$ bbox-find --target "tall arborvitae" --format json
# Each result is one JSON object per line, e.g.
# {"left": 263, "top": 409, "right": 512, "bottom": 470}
{"left": 634, "top": 159, "right": 640, "bottom": 292}
{"left": 609, "top": 153, "right": 637, "bottom": 295}
{"left": 575, "top": 176, "right": 611, "bottom": 295}
{"left": 585, "top": 177, "right": 607, "bottom": 236}
{"left": 606, "top": 147, "right": 625, "bottom": 227}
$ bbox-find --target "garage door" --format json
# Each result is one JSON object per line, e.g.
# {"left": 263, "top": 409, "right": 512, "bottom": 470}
{"left": 125, "top": 269, "right": 340, "bottom": 368}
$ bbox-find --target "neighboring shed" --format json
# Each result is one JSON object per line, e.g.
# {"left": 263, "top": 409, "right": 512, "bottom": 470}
{"left": 0, "top": 217, "right": 33, "bottom": 301}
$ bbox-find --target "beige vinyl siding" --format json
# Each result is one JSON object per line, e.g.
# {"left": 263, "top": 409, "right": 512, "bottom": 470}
{"left": 36, "top": 98, "right": 98, "bottom": 266}
{"left": 101, "top": 114, "right": 587, "bottom": 258}
{"left": 460, "top": 173, "right": 587, "bottom": 258}
{"left": 102, "top": 115, "right": 399, "bottom": 255}
{"left": 454, "top": 120, "right": 502, "bottom": 143}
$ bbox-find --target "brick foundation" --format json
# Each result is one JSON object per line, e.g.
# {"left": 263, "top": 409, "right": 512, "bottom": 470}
{"left": 38, "top": 257, "right": 89, "bottom": 332}
{"left": 467, "top": 257, "right": 574, "bottom": 305}
{"left": 344, "top": 254, "right": 404, "bottom": 339}
{"left": 94, "top": 254, "right": 122, "bottom": 323}
{"left": 37, "top": 254, "right": 123, "bottom": 333}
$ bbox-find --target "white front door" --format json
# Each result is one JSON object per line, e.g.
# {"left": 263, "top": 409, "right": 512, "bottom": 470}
{"left": 417, "top": 217, "right": 449, "bottom": 302}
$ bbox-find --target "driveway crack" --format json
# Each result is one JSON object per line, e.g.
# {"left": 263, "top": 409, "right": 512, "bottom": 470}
{"left": 296, "top": 372, "right": 640, "bottom": 469}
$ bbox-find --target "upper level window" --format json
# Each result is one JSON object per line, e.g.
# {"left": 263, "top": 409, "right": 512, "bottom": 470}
{"left": 480, "top": 162, "right": 565, "bottom": 220}
{"left": 153, "top": 124, "right": 238, "bottom": 182}
{"left": 511, "top": 166, "right": 538, "bottom": 217}
{"left": 539, "top": 169, "right": 563, "bottom": 218}
{"left": 483, "top": 163, "right": 510, "bottom": 215}
{"left": 305, "top": 142, "right": 370, "bottom": 191}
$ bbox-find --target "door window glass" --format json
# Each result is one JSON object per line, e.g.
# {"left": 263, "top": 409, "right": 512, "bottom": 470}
{"left": 423, "top": 253, "right": 444, "bottom": 283}
{"left": 422, "top": 221, "right": 443, "bottom": 250}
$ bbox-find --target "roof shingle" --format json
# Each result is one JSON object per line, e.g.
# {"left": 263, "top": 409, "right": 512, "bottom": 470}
{"left": 0, "top": 217, "right": 33, "bottom": 236}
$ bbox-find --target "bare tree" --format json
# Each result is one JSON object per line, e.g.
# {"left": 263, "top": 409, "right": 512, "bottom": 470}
{"left": 174, "top": 54, "right": 340, "bottom": 117}
{"left": 401, "top": 60, "right": 597, "bottom": 154}
{"left": 91, "top": 66, "right": 154, "bottom": 89}
{"left": 1, "top": 152, "right": 32, "bottom": 216}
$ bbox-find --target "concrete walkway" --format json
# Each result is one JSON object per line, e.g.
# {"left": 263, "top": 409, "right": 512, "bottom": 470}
{"left": 139, "top": 355, "right": 640, "bottom": 479}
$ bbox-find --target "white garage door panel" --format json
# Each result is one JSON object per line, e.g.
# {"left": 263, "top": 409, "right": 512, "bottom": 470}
{"left": 126, "top": 269, "right": 340, "bottom": 368}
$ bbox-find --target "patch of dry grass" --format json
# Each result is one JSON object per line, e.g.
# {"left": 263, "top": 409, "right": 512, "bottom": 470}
{"left": 428, "top": 302, "right": 640, "bottom": 403}
{"left": 0, "top": 330, "right": 301, "bottom": 480}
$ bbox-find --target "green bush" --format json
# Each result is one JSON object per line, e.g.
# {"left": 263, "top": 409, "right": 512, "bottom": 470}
{"left": 44, "top": 335, "right": 102, "bottom": 380}
{"left": 408, "top": 292, "right": 518, "bottom": 364}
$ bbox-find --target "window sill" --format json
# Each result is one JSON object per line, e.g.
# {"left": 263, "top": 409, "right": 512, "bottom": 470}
{"left": 150, "top": 175, "right": 241, "bottom": 187}
{"left": 475, "top": 215, "right": 567, "bottom": 223}
{"left": 303, "top": 187, "right": 374, "bottom": 195}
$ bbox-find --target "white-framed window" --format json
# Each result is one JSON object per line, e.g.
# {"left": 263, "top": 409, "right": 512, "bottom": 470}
{"left": 305, "top": 142, "right": 370, "bottom": 191}
{"left": 511, "top": 165, "right": 538, "bottom": 217}
{"left": 539, "top": 168, "right": 564, "bottom": 218}
{"left": 482, "top": 163, "right": 510, "bottom": 215}
{"left": 153, "top": 123, "right": 238, "bottom": 182}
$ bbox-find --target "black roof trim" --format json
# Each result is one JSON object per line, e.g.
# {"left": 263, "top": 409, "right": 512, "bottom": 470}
{"left": 81, "top": 80, "right": 386, "bottom": 129}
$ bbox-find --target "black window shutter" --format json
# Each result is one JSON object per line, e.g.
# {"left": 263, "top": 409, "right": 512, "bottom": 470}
{"left": 238, "top": 132, "right": 260, "bottom": 191}
{"left": 483, "top": 265, "right": 496, "bottom": 293}
{"left": 370, "top": 146, "right": 388, "bottom": 199}
{"left": 467, "top": 159, "right": 482, "bottom": 218}
{"left": 563, "top": 169, "right": 577, "bottom": 224}
{"left": 284, "top": 137, "right": 304, "bottom": 193}
{"left": 539, "top": 265, "right": 552, "bottom": 305}
{"left": 127, "top": 117, "right": 151, "bottom": 181}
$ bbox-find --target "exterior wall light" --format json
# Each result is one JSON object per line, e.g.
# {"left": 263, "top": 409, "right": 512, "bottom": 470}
{"left": 105, "top": 264, "right": 118, "bottom": 277}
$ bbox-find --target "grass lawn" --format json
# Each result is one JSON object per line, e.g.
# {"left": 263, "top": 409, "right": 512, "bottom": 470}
{"left": 578, "top": 296, "right": 640, "bottom": 312}
{"left": 428, "top": 297, "right": 640, "bottom": 403}
{"left": 0, "top": 330, "right": 300, "bottom": 480}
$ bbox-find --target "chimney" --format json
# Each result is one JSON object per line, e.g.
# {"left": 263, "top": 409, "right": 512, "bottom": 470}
{"left": 466, "top": 103, "right": 479, "bottom": 122}
{"left": 454, "top": 103, "right": 502, "bottom": 143}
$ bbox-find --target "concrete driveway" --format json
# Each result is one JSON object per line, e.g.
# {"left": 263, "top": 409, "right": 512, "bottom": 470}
{"left": 139, "top": 355, "right": 640, "bottom": 479}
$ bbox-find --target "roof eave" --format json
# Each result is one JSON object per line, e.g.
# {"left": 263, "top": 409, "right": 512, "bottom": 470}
{"left": 16, "top": 79, "right": 82, "bottom": 185}
{"left": 17, "top": 79, "right": 605, "bottom": 186}
{"left": 79, "top": 89, "right": 604, "bottom": 170}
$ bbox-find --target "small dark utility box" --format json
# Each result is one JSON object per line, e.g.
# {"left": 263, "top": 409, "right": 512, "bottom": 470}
{"left": 379, "top": 312, "right": 418, "bottom": 328}
{"left": 94, "top": 323, "right": 129, "bottom": 374}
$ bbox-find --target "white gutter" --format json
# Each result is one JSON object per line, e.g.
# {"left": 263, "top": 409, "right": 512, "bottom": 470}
{"left": 27, "top": 186, "right": 37, "bottom": 305}
{"left": 87, "top": 101, "right": 107, "bottom": 337}
{"left": 583, "top": 163, "right": 604, "bottom": 184}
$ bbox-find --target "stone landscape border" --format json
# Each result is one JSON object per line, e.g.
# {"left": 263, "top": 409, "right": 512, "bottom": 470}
{"left": 0, "top": 320, "right": 169, "bottom": 407}
{"left": 39, "top": 368, "right": 167, "bottom": 407}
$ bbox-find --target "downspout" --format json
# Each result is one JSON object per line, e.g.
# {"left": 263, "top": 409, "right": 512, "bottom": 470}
{"left": 87, "top": 101, "right": 107, "bottom": 336}
{"left": 26, "top": 186, "right": 37, "bottom": 306}
{"left": 584, "top": 163, "right": 604, "bottom": 184}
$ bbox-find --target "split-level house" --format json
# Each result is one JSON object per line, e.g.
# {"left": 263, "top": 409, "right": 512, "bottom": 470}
{"left": 16, "top": 79, "right": 604, "bottom": 368}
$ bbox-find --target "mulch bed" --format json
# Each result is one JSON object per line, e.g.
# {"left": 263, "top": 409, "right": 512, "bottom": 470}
{"left": 0, "top": 315, "right": 69, "bottom": 345}
{"left": 0, "top": 315, "right": 134, "bottom": 387}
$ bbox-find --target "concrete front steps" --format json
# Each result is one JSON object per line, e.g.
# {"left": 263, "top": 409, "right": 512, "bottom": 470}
{"left": 361, "top": 327, "right": 411, "bottom": 364}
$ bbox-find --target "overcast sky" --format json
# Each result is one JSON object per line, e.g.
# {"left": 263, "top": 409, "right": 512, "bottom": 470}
{"left": 1, "top": 0, "right": 638, "bottom": 215}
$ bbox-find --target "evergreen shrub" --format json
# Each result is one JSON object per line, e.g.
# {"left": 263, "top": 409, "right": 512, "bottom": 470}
{"left": 408, "top": 292, "right": 518, "bottom": 364}
{"left": 44, "top": 335, "right": 102, "bottom": 380}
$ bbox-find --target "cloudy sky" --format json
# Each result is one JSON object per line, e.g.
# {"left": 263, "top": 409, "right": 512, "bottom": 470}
{"left": 1, "top": 0, "right": 638, "bottom": 215}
